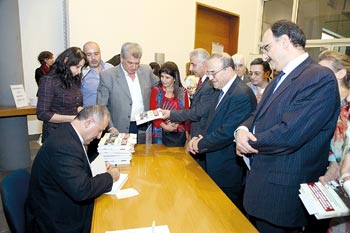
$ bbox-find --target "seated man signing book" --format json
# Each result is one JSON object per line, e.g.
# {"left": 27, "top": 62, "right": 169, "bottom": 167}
{"left": 25, "top": 105, "right": 120, "bottom": 233}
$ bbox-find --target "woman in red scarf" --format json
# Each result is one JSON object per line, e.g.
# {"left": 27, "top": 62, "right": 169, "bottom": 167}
{"left": 150, "top": 61, "right": 190, "bottom": 146}
{"left": 35, "top": 51, "right": 54, "bottom": 86}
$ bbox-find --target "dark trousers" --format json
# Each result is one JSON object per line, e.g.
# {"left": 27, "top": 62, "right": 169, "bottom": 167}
{"left": 129, "top": 121, "right": 147, "bottom": 144}
{"left": 250, "top": 216, "right": 302, "bottom": 233}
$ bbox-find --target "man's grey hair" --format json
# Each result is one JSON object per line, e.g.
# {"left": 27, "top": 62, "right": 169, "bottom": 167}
{"left": 231, "top": 54, "right": 246, "bottom": 67}
{"left": 190, "top": 48, "right": 210, "bottom": 62}
{"left": 121, "top": 42, "right": 143, "bottom": 59}
{"left": 210, "top": 52, "right": 235, "bottom": 69}
{"left": 75, "top": 105, "right": 110, "bottom": 123}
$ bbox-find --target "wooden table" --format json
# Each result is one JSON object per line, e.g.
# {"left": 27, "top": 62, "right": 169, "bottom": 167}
{"left": 91, "top": 144, "right": 258, "bottom": 233}
{"left": 0, "top": 105, "right": 36, "bottom": 117}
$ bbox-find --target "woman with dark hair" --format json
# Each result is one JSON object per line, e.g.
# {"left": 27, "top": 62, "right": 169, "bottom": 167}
{"left": 35, "top": 51, "right": 54, "bottom": 86}
{"left": 150, "top": 61, "right": 189, "bottom": 146}
{"left": 37, "top": 47, "right": 88, "bottom": 143}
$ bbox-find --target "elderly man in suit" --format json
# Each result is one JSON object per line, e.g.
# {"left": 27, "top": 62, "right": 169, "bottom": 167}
{"left": 235, "top": 20, "right": 340, "bottom": 233}
{"left": 26, "top": 105, "right": 120, "bottom": 233}
{"left": 188, "top": 52, "right": 256, "bottom": 211}
{"left": 232, "top": 53, "right": 251, "bottom": 84}
{"left": 97, "top": 42, "right": 157, "bottom": 143}
{"left": 161, "top": 48, "right": 217, "bottom": 168}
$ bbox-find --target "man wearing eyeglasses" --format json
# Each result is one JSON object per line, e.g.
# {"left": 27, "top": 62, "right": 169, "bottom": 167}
{"left": 188, "top": 52, "right": 256, "bottom": 212}
{"left": 235, "top": 20, "right": 339, "bottom": 232}
{"left": 247, "top": 58, "right": 272, "bottom": 103}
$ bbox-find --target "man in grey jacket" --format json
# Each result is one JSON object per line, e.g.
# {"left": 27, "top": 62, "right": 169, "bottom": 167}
{"left": 97, "top": 42, "right": 157, "bottom": 143}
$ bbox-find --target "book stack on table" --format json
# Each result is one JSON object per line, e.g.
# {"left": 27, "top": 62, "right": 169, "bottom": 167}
{"left": 98, "top": 133, "right": 137, "bottom": 166}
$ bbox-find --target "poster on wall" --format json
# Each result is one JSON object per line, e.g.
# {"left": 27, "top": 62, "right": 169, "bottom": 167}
{"left": 212, "top": 42, "right": 224, "bottom": 54}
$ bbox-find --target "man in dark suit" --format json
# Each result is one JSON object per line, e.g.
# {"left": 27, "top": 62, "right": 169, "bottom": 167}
{"left": 161, "top": 48, "right": 217, "bottom": 167}
{"left": 188, "top": 52, "right": 257, "bottom": 211}
{"left": 25, "top": 105, "right": 120, "bottom": 233}
{"left": 235, "top": 20, "right": 340, "bottom": 232}
{"left": 97, "top": 42, "right": 158, "bottom": 143}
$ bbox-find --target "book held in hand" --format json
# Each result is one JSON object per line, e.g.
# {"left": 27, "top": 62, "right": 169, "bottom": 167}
{"left": 135, "top": 109, "right": 163, "bottom": 125}
{"left": 299, "top": 181, "right": 350, "bottom": 219}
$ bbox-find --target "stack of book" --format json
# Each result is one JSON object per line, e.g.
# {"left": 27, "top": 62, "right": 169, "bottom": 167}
{"left": 98, "top": 133, "right": 137, "bottom": 166}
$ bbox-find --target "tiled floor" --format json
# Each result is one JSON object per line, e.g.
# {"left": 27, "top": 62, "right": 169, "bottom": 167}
{"left": 0, "top": 135, "right": 40, "bottom": 233}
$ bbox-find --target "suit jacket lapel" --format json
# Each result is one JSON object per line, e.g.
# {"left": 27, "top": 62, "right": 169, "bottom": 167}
{"left": 67, "top": 124, "right": 92, "bottom": 176}
{"left": 206, "top": 78, "right": 239, "bottom": 129}
{"left": 137, "top": 68, "right": 146, "bottom": 102}
{"left": 116, "top": 65, "right": 132, "bottom": 100}
{"left": 255, "top": 57, "right": 312, "bottom": 121}
{"left": 195, "top": 77, "right": 208, "bottom": 93}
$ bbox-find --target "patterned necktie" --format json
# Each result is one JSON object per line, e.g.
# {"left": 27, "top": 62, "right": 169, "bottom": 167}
{"left": 216, "top": 90, "right": 224, "bottom": 109}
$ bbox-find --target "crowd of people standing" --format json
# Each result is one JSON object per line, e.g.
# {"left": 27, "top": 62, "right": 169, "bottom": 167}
{"left": 26, "top": 19, "right": 350, "bottom": 233}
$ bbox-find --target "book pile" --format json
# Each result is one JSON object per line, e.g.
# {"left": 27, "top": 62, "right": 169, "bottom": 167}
{"left": 98, "top": 133, "right": 137, "bottom": 166}
{"left": 299, "top": 181, "right": 350, "bottom": 219}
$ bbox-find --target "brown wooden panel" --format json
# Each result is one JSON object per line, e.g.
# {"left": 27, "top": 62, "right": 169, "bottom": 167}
{"left": 195, "top": 4, "right": 239, "bottom": 55}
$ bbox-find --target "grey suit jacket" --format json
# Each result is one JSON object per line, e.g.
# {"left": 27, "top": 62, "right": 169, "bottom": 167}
{"left": 97, "top": 64, "right": 156, "bottom": 133}
{"left": 169, "top": 78, "right": 218, "bottom": 137}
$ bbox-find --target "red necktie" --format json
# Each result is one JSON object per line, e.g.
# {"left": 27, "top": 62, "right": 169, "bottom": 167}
{"left": 197, "top": 78, "right": 203, "bottom": 89}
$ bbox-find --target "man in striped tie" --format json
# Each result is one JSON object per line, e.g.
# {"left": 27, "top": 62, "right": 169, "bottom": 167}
{"left": 235, "top": 20, "right": 340, "bottom": 233}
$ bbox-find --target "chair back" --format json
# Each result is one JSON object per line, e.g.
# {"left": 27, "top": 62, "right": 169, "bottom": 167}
{"left": 0, "top": 169, "right": 30, "bottom": 233}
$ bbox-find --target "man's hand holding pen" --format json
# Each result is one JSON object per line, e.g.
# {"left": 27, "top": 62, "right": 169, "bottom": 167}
{"left": 106, "top": 163, "right": 120, "bottom": 182}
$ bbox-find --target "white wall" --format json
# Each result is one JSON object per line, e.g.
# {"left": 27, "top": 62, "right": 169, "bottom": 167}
{"left": 68, "top": 0, "right": 263, "bottom": 76}
{"left": 19, "top": 0, "right": 263, "bottom": 134}
{"left": 18, "top": 0, "right": 66, "bottom": 134}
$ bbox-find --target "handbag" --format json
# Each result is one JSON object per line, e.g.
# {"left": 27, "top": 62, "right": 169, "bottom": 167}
{"left": 162, "top": 130, "right": 186, "bottom": 147}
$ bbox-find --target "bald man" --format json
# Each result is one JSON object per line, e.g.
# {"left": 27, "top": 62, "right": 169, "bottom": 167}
{"left": 81, "top": 41, "right": 113, "bottom": 107}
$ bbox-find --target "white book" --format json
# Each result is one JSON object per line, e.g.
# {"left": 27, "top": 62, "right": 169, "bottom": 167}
{"left": 99, "top": 133, "right": 137, "bottom": 148}
{"left": 299, "top": 181, "right": 350, "bottom": 219}
{"left": 135, "top": 109, "right": 163, "bottom": 125}
{"left": 105, "top": 173, "right": 128, "bottom": 195}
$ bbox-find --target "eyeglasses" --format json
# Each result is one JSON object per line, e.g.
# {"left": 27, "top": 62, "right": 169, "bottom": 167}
{"left": 206, "top": 66, "right": 227, "bottom": 78}
{"left": 249, "top": 71, "right": 262, "bottom": 76}
{"left": 260, "top": 42, "right": 272, "bottom": 53}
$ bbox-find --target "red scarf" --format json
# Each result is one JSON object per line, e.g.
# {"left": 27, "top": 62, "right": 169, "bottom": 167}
{"left": 40, "top": 64, "right": 50, "bottom": 75}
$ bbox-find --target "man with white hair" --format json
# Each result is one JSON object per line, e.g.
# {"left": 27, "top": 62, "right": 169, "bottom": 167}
{"left": 232, "top": 53, "right": 251, "bottom": 84}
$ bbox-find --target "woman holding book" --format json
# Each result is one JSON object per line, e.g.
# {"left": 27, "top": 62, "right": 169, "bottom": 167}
{"left": 318, "top": 50, "right": 350, "bottom": 233}
{"left": 150, "top": 61, "right": 189, "bottom": 146}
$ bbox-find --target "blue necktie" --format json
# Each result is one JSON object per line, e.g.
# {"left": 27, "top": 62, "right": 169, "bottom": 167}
{"left": 272, "top": 71, "right": 285, "bottom": 93}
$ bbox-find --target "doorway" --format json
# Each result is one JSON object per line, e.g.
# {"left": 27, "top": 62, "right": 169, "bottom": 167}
{"left": 194, "top": 3, "right": 240, "bottom": 55}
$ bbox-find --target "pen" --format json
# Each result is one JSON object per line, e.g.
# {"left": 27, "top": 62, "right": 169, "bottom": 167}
{"left": 152, "top": 220, "right": 156, "bottom": 233}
